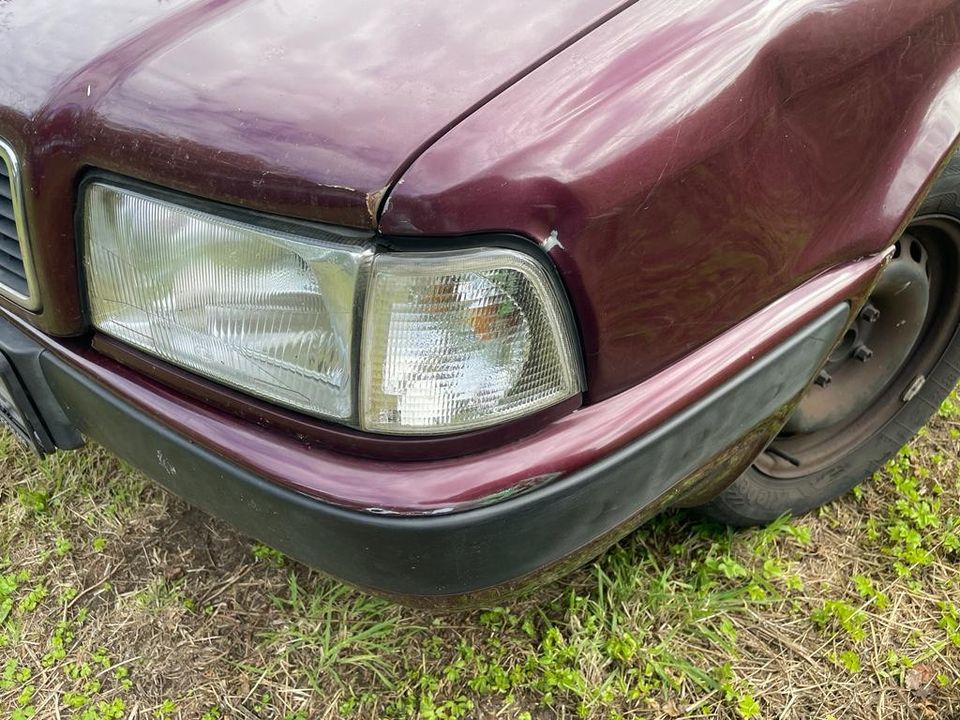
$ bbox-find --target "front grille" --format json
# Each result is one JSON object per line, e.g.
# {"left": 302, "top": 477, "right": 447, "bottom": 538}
{"left": 0, "top": 163, "right": 27, "bottom": 297}
{"left": 0, "top": 139, "right": 38, "bottom": 309}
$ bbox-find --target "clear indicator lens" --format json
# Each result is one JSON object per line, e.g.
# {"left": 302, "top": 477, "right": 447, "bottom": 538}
{"left": 361, "top": 249, "right": 582, "bottom": 434}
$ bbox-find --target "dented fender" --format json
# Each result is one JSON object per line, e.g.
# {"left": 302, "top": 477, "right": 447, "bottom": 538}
{"left": 381, "top": 0, "right": 960, "bottom": 401}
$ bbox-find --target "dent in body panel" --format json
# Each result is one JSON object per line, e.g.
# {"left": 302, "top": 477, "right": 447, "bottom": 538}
{"left": 381, "top": 0, "right": 960, "bottom": 401}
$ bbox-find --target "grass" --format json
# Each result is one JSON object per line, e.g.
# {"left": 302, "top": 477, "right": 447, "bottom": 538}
{"left": 2, "top": 392, "right": 960, "bottom": 718}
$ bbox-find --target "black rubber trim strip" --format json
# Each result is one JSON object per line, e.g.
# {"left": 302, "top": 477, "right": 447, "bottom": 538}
{"left": 32, "top": 304, "right": 847, "bottom": 597}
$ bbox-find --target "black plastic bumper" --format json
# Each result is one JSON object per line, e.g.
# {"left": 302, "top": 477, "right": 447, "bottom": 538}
{"left": 1, "top": 305, "right": 847, "bottom": 601}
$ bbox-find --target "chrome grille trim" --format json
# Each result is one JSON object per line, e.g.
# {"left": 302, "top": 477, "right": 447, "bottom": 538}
{"left": 0, "top": 138, "right": 39, "bottom": 311}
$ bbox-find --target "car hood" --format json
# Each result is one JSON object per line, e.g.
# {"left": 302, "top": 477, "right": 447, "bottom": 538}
{"left": 0, "top": 0, "right": 634, "bottom": 229}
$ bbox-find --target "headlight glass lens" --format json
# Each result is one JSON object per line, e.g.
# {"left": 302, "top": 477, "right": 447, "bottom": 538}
{"left": 360, "top": 249, "right": 582, "bottom": 434}
{"left": 84, "top": 183, "right": 369, "bottom": 421}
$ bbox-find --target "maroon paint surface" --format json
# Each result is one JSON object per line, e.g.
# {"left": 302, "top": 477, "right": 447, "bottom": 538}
{"left": 0, "top": 0, "right": 637, "bottom": 334}
{"left": 381, "top": 0, "right": 960, "bottom": 401}
{"left": 0, "top": 0, "right": 956, "bottom": 496}
{"left": 11, "top": 254, "right": 882, "bottom": 513}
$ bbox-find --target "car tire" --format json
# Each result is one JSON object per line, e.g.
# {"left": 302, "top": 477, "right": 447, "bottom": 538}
{"left": 699, "top": 150, "right": 960, "bottom": 527}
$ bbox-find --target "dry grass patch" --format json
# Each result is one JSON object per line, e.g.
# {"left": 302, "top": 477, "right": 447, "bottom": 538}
{"left": 2, "top": 391, "right": 960, "bottom": 718}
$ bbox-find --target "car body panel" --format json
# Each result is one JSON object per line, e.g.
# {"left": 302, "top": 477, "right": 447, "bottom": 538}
{"left": 0, "top": 0, "right": 956, "bottom": 599}
{"left": 0, "top": 253, "right": 883, "bottom": 513}
{"left": 2, "top": 0, "right": 958, "bottom": 381}
{"left": 0, "top": 0, "right": 636, "bottom": 334}
{"left": 380, "top": 0, "right": 960, "bottom": 400}
{"left": 0, "top": 0, "right": 953, "bottom": 466}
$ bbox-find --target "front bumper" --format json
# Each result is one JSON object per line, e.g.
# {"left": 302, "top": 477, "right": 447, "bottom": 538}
{"left": 1, "top": 301, "right": 849, "bottom": 603}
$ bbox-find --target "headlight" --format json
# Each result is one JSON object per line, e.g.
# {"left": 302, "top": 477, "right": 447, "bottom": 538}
{"left": 84, "top": 182, "right": 583, "bottom": 435}
{"left": 84, "top": 183, "right": 370, "bottom": 421}
{"left": 360, "top": 249, "right": 582, "bottom": 434}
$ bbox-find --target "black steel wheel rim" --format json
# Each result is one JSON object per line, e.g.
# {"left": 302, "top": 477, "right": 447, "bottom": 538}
{"left": 755, "top": 214, "right": 960, "bottom": 479}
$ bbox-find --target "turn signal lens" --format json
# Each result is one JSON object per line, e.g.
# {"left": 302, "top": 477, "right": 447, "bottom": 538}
{"left": 360, "top": 249, "right": 582, "bottom": 434}
{"left": 83, "top": 183, "right": 370, "bottom": 421}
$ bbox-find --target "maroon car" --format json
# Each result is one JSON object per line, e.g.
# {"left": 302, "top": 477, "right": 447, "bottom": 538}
{"left": 1, "top": 0, "right": 959, "bottom": 604}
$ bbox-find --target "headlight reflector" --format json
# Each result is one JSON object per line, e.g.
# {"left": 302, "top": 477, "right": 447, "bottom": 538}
{"left": 84, "top": 183, "right": 369, "bottom": 421}
{"left": 360, "top": 249, "right": 582, "bottom": 434}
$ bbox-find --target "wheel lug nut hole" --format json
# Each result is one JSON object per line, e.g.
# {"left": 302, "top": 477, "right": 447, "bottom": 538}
{"left": 910, "top": 239, "right": 924, "bottom": 263}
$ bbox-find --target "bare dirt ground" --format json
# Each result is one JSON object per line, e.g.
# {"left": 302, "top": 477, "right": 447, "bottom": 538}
{"left": 2, "top": 391, "right": 960, "bottom": 719}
